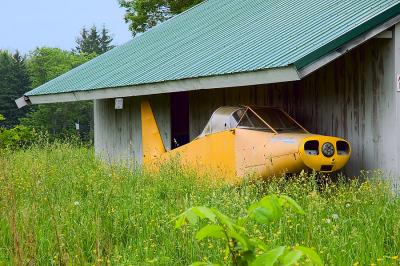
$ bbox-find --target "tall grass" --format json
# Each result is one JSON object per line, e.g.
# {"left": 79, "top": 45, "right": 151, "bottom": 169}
{"left": 0, "top": 143, "right": 399, "bottom": 265}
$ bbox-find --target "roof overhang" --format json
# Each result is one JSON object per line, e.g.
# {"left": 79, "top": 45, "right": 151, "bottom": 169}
{"left": 20, "top": 65, "right": 300, "bottom": 105}
{"left": 16, "top": 13, "right": 400, "bottom": 107}
{"left": 299, "top": 14, "right": 400, "bottom": 78}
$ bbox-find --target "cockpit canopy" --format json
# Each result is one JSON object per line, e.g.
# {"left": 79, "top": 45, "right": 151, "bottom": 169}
{"left": 199, "top": 106, "right": 307, "bottom": 138}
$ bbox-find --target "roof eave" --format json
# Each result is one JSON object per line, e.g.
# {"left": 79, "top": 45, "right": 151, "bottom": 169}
{"left": 295, "top": 3, "right": 400, "bottom": 70}
{"left": 298, "top": 13, "right": 400, "bottom": 78}
{"left": 22, "top": 65, "right": 300, "bottom": 105}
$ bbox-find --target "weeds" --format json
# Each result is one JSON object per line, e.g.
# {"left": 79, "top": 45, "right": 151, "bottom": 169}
{"left": 175, "top": 195, "right": 323, "bottom": 265}
{"left": 0, "top": 143, "right": 399, "bottom": 265}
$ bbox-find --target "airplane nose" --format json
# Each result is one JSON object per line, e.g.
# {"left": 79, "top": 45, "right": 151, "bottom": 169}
{"left": 299, "top": 137, "right": 351, "bottom": 173}
{"left": 321, "top": 142, "right": 335, "bottom": 157}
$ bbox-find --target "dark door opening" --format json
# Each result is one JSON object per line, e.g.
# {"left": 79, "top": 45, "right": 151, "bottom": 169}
{"left": 171, "top": 92, "right": 190, "bottom": 149}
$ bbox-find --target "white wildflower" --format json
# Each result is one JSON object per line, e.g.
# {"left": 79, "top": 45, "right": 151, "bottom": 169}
{"left": 332, "top": 213, "right": 339, "bottom": 220}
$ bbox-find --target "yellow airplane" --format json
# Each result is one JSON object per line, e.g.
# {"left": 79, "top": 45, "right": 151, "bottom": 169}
{"left": 141, "top": 99, "right": 351, "bottom": 182}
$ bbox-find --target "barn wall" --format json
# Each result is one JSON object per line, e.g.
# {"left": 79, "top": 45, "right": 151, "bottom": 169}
{"left": 189, "top": 36, "right": 398, "bottom": 177}
{"left": 151, "top": 94, "right": 171, "bottom": 151}
{"left": 94, "top": 97, "right": 141, "bottom": 164}
{"left": 94, "top": 94, "right": 171, "bottom": 164}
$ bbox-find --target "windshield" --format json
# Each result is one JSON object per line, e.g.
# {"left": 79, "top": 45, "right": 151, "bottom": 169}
{"left": 248, "top": 107, "right": 306, "bottom": 133}
{"left": 237, "top": 109, "right": 274, "bottom": 132}
{"left": 199, "top": 106, "right": 306, "bottom": 138}
{"left": 199, "top": 107, "right": 246, "bottom": 137}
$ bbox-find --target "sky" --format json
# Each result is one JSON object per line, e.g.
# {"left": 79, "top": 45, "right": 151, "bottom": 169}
{"left": 0, "top": 0, "right": 133, "bottom": 54}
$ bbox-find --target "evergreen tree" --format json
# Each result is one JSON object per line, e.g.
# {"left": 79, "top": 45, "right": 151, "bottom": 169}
{"left": 0, "top": 50, "right": 31, "bottom": 128}
{"left": 75, "top": 25, "right": 115, "bottom": 55}
{"left": 100, "top": 27, "right": 114, "bottom": 53}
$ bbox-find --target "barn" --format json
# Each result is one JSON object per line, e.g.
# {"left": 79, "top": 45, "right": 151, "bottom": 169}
{"left": 17, "top": 0, "right": 400, "bottom": 179}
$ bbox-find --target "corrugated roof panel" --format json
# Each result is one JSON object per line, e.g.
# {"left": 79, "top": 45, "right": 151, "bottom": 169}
{"left": 26, "top": 0, "right": 400, "bottom": 96}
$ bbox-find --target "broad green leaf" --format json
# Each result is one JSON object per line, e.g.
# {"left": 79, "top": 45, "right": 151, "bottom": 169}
{"left": 248, "top": 195, "right": 283, "bottom": 224}
{"left": 192, "top": 207, "right": 216, "bottom": 222}
{"left": 261, "top": 195, "right": 283, "bottom": 219}
{"left": 250, "top": 207, "right": 273, "bottom": 224}
{"left": 281, "top": 249, "right": 303, "bottom": 266}
{"left": 185, "top": 209, "right": 200, "bottom": 225}
{"left": 174, "top": 209, "right": 198, "bottom": 228}
{"left": 175, "top": 206, "right": 216, "bottom": 228}
{"left": 279, "top": 195, "right": 305, "bottom": 215}
{"left": 295, "top": 246, "right": 323, "bottom": 266}
{"left": 251, "top": 246, "right": 286, "bottom": 266}
{"left": 175, "top": 214, "right": 188, "bottom": 228}
{"left": 196, "top": 225, "right": 226, "bottom": 241}
{"left": 227, "top": 229, "right": 252, "bottom": 251}
{"left": 211, "top": 208, "right": 239, "bottom": 230}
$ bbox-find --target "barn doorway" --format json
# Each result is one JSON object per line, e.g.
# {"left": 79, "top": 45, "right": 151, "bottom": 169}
{"left": 170, "top": 92, "right": 190, "bottom": 149}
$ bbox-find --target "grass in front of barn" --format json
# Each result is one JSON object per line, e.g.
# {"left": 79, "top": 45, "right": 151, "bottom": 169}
{"left": 0, "top": 143, "right": 399, "bottom": 265}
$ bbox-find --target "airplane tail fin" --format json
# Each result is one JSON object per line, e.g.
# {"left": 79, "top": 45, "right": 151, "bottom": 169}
{"left": 141, "top": 99, "right": 166, "bottom": 164}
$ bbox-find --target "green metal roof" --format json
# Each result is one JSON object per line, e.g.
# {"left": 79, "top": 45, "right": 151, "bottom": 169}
{"left": 26, "top": 0, "right": 400, "bottom": 97}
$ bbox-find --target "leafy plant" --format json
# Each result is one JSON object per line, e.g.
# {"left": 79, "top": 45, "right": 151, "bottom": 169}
{"left": 175, "top": 195, "right": 323, "bottom": 266}
{"left": 0, "top": 125, "right": 34, "bottom": 148}
{"left": 0, "top": 113, "right": 34, "bottom": 148}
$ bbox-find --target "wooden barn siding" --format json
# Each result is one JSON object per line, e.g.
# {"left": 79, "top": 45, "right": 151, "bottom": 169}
{"left": 189, "top": 38, "right": 397, "bottom": 177}
{"left": 94, "top": 94, "right": 171, "bottom": 164}
{"left": 94, "top": 97, "right": 140, "bottom": 164}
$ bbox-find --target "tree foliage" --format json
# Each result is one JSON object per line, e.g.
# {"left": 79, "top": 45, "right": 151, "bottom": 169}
{"left": 75, "top": 25, "right": 115, "bottom": 55}
{"left": 0, "top": 112, "right": 34, "bottom": 148}
{"left": 0, "top": 25, "right": 115, "bottom": 142}
{"left": 27, "top": 47, "right": 93, "bottom": 88}
{"left": 0, "top": 51, "right": 31, "bottom": 128}
{"left": 20, "top": 48, "right": 95, "bottom": 140}
{"left": 0, "top": 125, "right": 34, "bottom": 148}
{"left": 119, "top": 0, "right": 203, "bottom": 36}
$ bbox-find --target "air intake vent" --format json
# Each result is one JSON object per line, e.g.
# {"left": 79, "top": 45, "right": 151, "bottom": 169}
{"left": 337, "top": 141, "right": 350, "bottom": 155}
{"left": 304, "top": 140, "right": 319, "bottom": 155}
{"left": 320, "top": 165, "right": 333, "bottom": 172}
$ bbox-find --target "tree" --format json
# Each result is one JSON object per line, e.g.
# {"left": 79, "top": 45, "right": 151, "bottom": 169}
{"left": 75, "top": 25, "right": 115, "bottom": 55}
{"left": 20, "top": 48, "right": 95, "bottom": 140}
{"left": 119, "top": 0, "right": 203, "bottom": 36}
{"left": 27, "top": 47, "right": 93, "bottom": 88}
{"left": 0, "top": 50, "right": 31, "bottom": 128}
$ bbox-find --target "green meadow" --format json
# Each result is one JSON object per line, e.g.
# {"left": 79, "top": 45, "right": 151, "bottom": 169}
{"left": 0, "top": 143, "right": 399, "bottom": 265}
